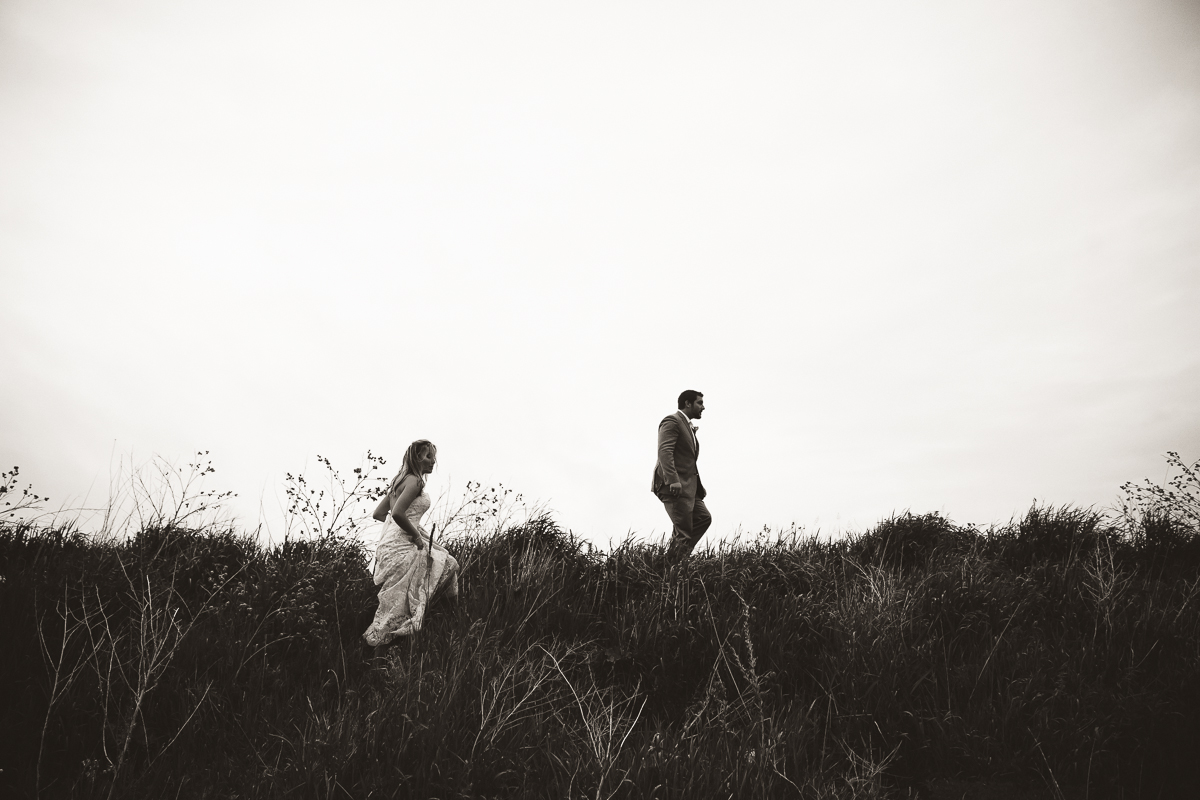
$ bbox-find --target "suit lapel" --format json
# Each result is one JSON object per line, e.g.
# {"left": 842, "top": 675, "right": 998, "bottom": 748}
{"left": 677, "top": 411, "right": 696, "bottom": 455}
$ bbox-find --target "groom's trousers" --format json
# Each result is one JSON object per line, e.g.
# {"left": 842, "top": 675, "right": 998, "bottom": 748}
{"left": 660, "top": 489, "right": 712, "bottom": 558}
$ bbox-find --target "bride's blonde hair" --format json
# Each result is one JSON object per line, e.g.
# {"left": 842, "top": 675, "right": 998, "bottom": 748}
{"left": 387, "top": 439, "right": 436, "bottom": 497}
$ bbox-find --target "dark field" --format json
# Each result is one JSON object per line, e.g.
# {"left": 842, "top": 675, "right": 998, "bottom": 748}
{"left": 2, "top": 498, "right": 1199, "bottom": 798}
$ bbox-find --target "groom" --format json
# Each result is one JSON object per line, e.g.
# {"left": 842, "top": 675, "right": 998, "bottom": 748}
{"left": 652, "top": 390, "right": 712, "bottom": 559}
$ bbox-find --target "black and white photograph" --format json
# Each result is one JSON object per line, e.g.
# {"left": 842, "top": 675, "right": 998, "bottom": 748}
{"left": 2, "top": 1, "right": 1198, "bottom": 797}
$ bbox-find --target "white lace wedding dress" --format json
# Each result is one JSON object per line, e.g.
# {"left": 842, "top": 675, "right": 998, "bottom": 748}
{"left": 362, "top": 491, "right": 459, "bottom": 646}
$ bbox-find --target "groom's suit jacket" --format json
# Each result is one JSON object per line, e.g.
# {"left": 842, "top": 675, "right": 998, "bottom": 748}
{"left": 651, "top": 411, "right": 706, "bottom": 500}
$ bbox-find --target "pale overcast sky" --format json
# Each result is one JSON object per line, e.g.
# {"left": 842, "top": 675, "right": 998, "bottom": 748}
{"left": 2, "top": 0, "right": 1198, "bottom": 544}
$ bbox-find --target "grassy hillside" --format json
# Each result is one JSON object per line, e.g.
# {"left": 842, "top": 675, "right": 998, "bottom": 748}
{"left": 2, "top": 477, "right": 1199, "bottom": 798}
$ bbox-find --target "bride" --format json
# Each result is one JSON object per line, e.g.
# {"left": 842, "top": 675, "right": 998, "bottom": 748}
{"left": 362, "top": 439, "right": 459, "bottom": 646}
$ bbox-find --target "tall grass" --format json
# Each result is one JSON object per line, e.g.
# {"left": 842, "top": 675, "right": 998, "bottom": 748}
{"left": 2, "top": 464, "right": 1199, "bottom": 798}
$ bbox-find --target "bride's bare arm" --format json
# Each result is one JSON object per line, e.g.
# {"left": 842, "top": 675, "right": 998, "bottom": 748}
{"left": 371, "top": 495, "right": 390, "bottom": 522}
{"left": 389, "top": 475, "right": 426, "bottom": 550}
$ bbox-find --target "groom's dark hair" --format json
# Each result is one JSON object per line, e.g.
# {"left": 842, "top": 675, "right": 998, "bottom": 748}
{"left": 677, "top": 390, "right": 703, "bottom": 409}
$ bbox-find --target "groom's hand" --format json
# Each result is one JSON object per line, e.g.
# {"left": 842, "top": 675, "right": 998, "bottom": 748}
{"left": 669, "top": 482, "right": 682, "bottom": 496}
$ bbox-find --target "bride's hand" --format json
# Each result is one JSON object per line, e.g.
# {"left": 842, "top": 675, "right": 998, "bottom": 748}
{"left": 411, "top": 534, "right": 425, "bottom": 550}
